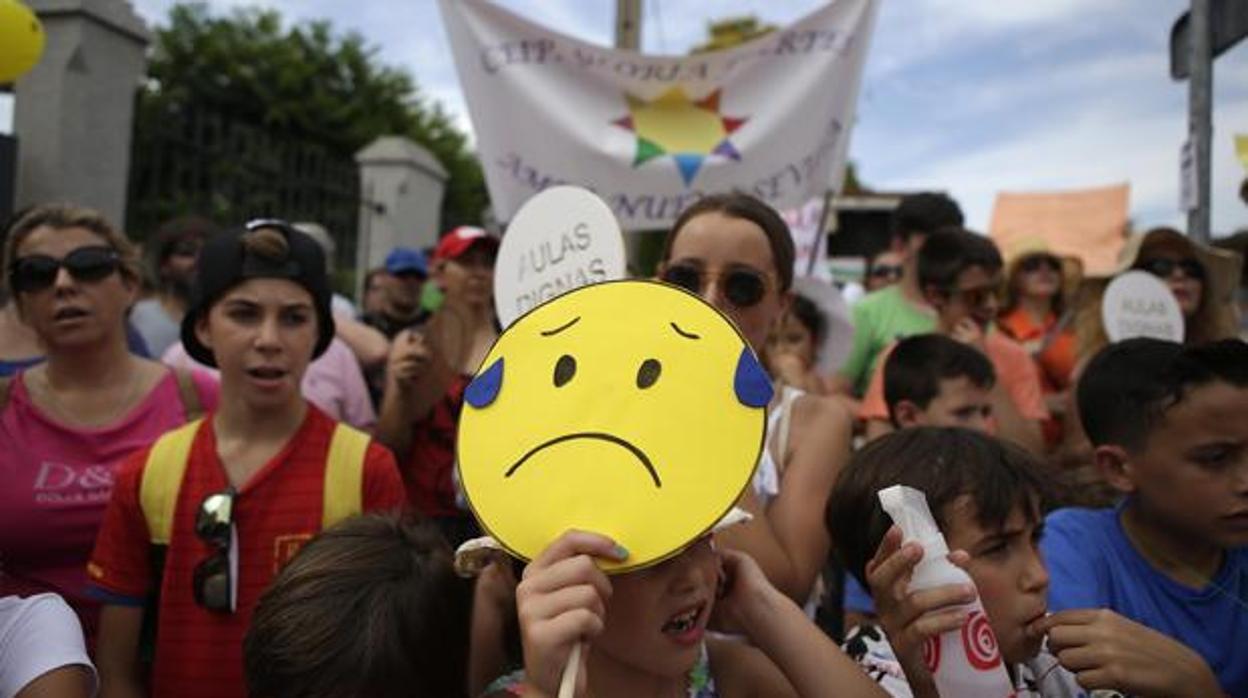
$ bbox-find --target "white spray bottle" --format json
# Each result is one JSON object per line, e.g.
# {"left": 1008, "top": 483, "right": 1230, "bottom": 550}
{"left": 878, "top": 485, "right": 1015, "bottom": 697}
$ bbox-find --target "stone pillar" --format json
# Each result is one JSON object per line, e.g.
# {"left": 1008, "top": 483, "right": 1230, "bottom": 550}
{"left": 355, "top": 136, "right": 448, "bottom": 285}
{"left": 13, "top": 0, "right": 149, "bottom": 226}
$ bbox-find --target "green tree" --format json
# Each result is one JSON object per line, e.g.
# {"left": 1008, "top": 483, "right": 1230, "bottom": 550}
{"left": 136, "top": 3, "right": 485, "bottom": 231}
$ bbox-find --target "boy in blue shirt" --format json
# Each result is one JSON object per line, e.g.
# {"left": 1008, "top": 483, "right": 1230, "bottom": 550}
{"left": 829, "top": 427, "right": 1220, "bottom": 697}
{"left": 1042, "top": 338, "right": 1248, "bottom": 696}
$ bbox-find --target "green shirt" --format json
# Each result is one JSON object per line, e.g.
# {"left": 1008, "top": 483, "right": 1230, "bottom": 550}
{"left": 838, "top": 284, "right": 936, "bottom": 395}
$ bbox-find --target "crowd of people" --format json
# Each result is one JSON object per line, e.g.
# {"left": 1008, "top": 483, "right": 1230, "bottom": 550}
{"left": 0, "top": 188, "right": 1244, "bottom": 698}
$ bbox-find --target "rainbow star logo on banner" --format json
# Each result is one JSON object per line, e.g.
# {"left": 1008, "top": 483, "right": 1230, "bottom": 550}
{"left": 612, "top": 87, "right": 749, "bottom": 186}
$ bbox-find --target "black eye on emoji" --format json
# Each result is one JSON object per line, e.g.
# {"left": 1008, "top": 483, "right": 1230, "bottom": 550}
{"left": 553, "top": 354, "right": 577, "bottom": 387}
{"left": 636, "top": 358, "right": 661, "bottom": 389}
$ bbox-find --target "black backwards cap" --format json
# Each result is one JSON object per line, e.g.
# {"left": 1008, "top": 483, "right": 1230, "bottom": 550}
{"left": 180, "top": 219, "right": 336, "bottom": 367}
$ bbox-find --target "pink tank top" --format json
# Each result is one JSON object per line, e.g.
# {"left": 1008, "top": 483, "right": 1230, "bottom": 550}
{"left": 0, "top": 369, "right": 219, "bottom": 640}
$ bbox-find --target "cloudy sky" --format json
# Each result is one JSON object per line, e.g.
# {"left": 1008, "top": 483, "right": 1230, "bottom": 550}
{"left": 8, "top": 0, "right": 1248, "bottom": 235}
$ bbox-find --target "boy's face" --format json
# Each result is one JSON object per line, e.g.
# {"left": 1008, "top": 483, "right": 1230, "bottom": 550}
{"left": 1117, "top": 382, "right": 1248, "bottom": 549}
{"left": 898, "top": 376, "right": 995, "bottom": 434}
{"left": 928, "top": 265, "right": 1001, "bottom": 331}
{"left": 943, "top": 496, "right": 1049, "bottom": 666}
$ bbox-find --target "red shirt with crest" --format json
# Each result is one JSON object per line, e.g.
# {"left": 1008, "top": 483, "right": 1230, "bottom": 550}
{"left": 87, "top": 404, "right": 404, "bottom": 698}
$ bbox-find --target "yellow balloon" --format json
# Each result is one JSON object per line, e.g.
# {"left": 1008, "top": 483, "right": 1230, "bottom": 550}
{"left": 0, "top": 0, "right": 45, "bottom": 83}
{"left": 458, "top": 280, "right": 770, "bottom": 573}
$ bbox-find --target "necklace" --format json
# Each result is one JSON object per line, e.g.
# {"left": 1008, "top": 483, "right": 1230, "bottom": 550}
{"left": 34, "top": 360, "right": 146, "bottom": 427}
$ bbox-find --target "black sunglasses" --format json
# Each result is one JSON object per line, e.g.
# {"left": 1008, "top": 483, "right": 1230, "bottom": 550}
{"left": 1137, "top": 257, "right": 1205, "bottom": 281}
{"left": 660, "top": 263, "right": 769, "bottom": 308}
{"left": 8, "top": 245, "right": 121, "bottom": 294}
{"left": 1019, "top": 255, "right": 1061, "bottom": 273}
{"left": 193, "top": 488, "right": 236, "bottom": 613}
{"left": 869, "top": 264, "right": 903, "bottom": 279}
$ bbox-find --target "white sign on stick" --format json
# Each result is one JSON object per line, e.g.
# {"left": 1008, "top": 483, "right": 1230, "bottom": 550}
{"left": 1101, "top": 271, "right": 1185, "bottom": 343}
{"left": 494, "top": 186, "right": 627, "bottom": 328}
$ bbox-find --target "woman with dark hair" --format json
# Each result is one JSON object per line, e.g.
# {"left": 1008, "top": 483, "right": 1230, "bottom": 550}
{"left": 88, "top": 221, "right": 404, "bottom": 698}
{"left": 0, "top": 204, "right": 218, "bottom": 642}
{"left": 656, "top": 192, "right": 854, "bottom": 604}
{"left": 245, "top": 513, "right": 471, "bottom": 698}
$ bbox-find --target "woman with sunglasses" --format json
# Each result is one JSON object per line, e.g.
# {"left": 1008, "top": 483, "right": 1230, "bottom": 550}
{"left": 1077, "top": 227, "right": 1241, "bottom": 360}
{"left": 0, "top": 204, "right": 219, "bottom": 644}
{"left": 998, "top": 246, "right": 1079, "bottom": 445}
{"left": 657, "top": 193, "right": 854, "bottom": 604}
{"left": 88, "top": 221, "right": 404, "bottom": 698}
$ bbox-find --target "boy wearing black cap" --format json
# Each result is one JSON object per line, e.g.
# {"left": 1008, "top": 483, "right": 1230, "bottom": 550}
{"left": 88, "top": 221, "right": 405, "bottom": 698}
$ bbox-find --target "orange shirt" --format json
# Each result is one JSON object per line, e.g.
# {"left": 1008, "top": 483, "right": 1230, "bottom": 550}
{"left": 997, "top": 308, "right": 1077, "bottom": 393}
{"left": 859, "top": 332, "right": 1049, "bottom": 423}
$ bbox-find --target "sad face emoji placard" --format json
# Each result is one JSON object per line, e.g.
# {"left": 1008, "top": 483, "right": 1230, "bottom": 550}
{"left": 457, "top": 279, "right": 770, "bottom": 572}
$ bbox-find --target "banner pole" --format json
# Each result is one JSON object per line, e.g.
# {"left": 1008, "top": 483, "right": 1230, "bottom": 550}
{"left": 805, "top": 188, "right": 836, "bottom": 277}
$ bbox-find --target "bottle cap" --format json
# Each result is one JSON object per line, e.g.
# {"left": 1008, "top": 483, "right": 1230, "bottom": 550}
{"left": 878, "top": 485, "right": 949, "bottom": 557}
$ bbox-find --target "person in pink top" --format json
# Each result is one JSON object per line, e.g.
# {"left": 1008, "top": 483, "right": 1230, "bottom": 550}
{"left": 0, "top": 204, "right": 218, "bottom": 642}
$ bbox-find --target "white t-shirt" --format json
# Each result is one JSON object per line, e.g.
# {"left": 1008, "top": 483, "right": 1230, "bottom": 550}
{"left": 0, "top": 593, "right": 97, "bottom": 698}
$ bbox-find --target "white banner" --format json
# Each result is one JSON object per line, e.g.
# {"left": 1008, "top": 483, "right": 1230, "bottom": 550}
{"left": 439, "top": 0, "right": 879, "bottom": 232}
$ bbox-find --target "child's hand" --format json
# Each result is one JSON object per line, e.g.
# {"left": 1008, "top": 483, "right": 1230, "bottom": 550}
{"left": 1032, "top": 609, "right": 1222, "bottom": 697}
{"left": 515, "top": 531, "right": 626, "bottom": 698}
{"left": 765, "top": 351, "right": 809, "bottom": 387}
{"left": 711, "top": 547, "right": 782, "bottom": 634}
{"left": 865, "top": 526, "right": 976, "bottom": 693}
{"left": 949, "top": 318, "right": 987, "bottom": 352}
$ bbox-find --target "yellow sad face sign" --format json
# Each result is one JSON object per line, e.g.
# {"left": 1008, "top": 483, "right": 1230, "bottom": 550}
{"left": 458, "top": 280, "right": 770, "bottom": 572}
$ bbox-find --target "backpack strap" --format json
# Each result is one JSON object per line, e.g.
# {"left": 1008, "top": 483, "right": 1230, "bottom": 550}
{"left": 140, "top": 419, "right": 204, "bottom": 544}
{"left": 322, "top": 422, "right": 369, "bottom": 528}
{"left": 171, "top": 369, "right": 203, "bottom": 422}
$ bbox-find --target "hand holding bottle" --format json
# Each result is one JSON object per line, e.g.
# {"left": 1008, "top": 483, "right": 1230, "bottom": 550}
{"left": 866, "top": 525, "right": 977, "bottom": 698}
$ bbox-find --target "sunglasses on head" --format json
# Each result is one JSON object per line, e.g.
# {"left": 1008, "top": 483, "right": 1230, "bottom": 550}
{"left": 1019, "top": 255, "right": 1061, "bottom": 273}
{"left": 660, "top": 263, "right": 769, "bottom": 308}
{"left": 1136, "top": 257, "right": 1205, "bottom": 281}
{"left": 193, "top": 488, "right": 236, "bottom": 613}
{"left": 8, "top": 245, "right": 121, "bottom": 294}
{"left": 869, "top": 264, "right": 903, "bottom": 280}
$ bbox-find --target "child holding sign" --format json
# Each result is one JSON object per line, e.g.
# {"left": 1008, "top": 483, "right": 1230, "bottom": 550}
{"left": 488, "top": 530, "right": 887, "bottom": 698}
{"left": 827, "top": 427, "right": 1221, "bottom": 697}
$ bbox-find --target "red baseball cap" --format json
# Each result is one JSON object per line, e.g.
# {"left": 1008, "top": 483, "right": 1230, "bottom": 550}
{"left": 434, "top": 226, "right": 499, "bottom": 262}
